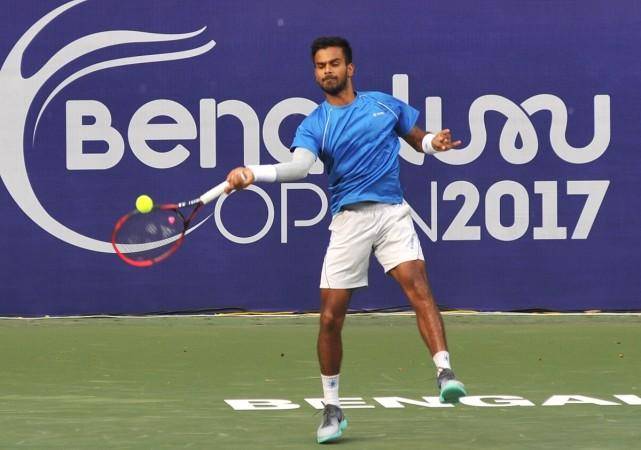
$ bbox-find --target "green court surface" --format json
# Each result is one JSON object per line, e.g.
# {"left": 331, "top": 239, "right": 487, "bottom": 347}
{"left": 0, "top": 314, "right": 640, "bottom": 449}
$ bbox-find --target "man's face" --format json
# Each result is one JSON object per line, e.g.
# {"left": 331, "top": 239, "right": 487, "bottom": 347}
{"left": 313, "top": 46, "right": 354, "bottom": 96}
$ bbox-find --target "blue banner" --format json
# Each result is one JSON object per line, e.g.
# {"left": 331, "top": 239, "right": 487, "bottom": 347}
{"left": 1, "top": 0, "right": 639, "bottom": 315}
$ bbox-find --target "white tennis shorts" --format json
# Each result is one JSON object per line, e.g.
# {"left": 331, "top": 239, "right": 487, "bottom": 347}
{"left": 320, "top": 201, "right": 424, "bottom": 289}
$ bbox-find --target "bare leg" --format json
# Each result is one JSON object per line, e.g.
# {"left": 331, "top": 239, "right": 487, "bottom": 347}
{"left": 388, "top": 260, "right": 447, "bottom": 355}
{"left": 318, "top": 288, "right": 352, "bottom": 375}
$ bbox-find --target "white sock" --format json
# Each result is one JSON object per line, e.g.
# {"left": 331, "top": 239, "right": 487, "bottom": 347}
{"left": 432, "top": 351, "right": 451, "bottom": 375}
{"left": 321, "top": 374, "right": 340, "bottom": 406}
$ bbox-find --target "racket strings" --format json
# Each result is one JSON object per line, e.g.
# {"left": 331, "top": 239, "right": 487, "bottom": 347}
{"left": 113, "top": 208, "right": 186, "bottom": 262}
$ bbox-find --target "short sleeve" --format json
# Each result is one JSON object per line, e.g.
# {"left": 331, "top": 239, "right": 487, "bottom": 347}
{"left": 394, "top": 100, "right": 420, "bottom": 136}
{"left": 374, "top": 92, "right": 420, "bottom": 137}
{"left": 291, "top": 115, "right": 322, "bottom": 157}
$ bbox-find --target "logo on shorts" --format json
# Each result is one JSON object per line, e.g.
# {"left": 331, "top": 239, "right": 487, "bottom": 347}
{"left": 408, "top": 234, "right": 417, "bottom": 250}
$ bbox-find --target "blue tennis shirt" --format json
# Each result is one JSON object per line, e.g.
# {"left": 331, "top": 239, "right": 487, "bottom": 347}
{"left": 291, "top": 91, "right": 419, "bottom": 215}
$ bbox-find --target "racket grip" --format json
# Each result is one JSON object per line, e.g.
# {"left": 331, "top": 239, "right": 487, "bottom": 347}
{"left": 199, "top": 181, "right": 229, "bottom": 205}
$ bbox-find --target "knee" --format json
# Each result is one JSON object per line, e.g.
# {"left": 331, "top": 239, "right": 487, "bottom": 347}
{"left": 410, "top": 297, "right": 433, "bottom": 314}
{"left": 319, "top": 311, "right": 344, "bottom": 333}
{"left": 405, "top": 282, "right": 436, "bottom": 310}
{"left": 404, "top": 277, "right": 430, "bottom": 299}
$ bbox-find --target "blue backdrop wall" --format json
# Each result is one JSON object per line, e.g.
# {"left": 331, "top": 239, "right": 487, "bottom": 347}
{"left": 1, "top": 0, "right": 639, "bottom": 315}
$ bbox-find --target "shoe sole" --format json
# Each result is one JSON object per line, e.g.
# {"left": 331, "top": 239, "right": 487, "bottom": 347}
{"left": 439, "top": 381, "right": 467, "bottom": 404}
{"left": 317, "top": 418, "right": 348, "bottom": 444}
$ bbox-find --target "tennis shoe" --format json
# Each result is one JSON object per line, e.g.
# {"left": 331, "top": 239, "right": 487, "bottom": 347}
{"left": 317, "top": 404, "right": 348, "bottom": 444}
{"left": 437, "top": 368, "right": 467, "bottom": 403}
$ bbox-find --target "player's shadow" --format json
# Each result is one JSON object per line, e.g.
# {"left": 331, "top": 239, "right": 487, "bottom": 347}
{"left": 321, "top": 436, "right": 374, "bottom": 445}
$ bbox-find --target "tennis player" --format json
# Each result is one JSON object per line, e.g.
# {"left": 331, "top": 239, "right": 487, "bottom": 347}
{"left": 225, "top": 36, "right": 466, "bottom": 444}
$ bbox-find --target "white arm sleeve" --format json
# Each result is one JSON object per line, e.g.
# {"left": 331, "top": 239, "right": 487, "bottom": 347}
{"left": 247, "top": 148, "right": 316, "bottom": 183}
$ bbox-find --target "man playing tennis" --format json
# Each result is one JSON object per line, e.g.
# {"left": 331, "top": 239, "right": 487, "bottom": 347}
{"left": 225, "top": 36, "right": 466, "bottom": 444}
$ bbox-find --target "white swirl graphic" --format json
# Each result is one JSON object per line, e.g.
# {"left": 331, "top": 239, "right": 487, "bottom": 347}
{"left": 521, "top": 94, "right": 610, "bottom": 164}
{"left": 0, "top": 0, "right": 216, "bottom": 252}
{"left": 432, "top": 94, "right": 610, "bottom": 166}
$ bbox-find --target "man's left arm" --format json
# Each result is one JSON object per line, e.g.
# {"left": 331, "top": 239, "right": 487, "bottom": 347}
{"left": 402, "top": 126, "right": 462, "bottom": 154}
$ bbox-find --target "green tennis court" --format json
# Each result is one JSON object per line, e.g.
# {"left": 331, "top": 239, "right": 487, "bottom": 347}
{"left": 1, "top": 314, "right": 639, "bottom": 449}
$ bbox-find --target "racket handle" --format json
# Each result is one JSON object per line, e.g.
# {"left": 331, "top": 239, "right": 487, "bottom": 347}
{"left": 199, "top": 181, "right": 229, "bottom": 205}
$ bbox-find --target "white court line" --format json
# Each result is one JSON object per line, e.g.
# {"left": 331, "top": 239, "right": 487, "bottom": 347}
{"left": 1, "top": 311, "right": 640, "bottom": 320}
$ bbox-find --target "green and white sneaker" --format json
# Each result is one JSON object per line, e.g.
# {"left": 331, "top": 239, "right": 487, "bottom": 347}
{"left": 437, "top": 368, "right": 467, "bottom": 403}
{"left": 317, "top": 404, "right": 348, "bottom": 444}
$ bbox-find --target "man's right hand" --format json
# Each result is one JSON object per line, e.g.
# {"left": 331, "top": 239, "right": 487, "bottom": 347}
{"left": 225, "top": 167, "right": 255, "bottom": 193}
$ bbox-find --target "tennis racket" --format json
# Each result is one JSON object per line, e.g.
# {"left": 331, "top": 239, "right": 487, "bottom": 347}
{"left": 111, "top": 180, "right": 230, "bottom": 267}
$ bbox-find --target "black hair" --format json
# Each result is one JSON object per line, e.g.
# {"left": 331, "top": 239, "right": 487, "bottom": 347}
{"left": 310, "top": 36, "right": 352, "bottom": 64}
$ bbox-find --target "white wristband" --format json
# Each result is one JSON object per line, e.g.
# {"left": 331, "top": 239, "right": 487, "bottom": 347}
{"left": 247, "top": 164, "right": 277, "bottom": 183}
{"left": 422, "top": 133, "right": 438, "bottom": 155}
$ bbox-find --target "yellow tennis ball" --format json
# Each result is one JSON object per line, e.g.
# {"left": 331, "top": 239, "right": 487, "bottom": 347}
{"left": 135, "top": 194, "right": 154, "bottom": 214}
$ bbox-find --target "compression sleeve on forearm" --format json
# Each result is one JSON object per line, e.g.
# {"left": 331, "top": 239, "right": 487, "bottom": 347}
{"left": 247, "top": 148, "right": 316, "bottom": 183}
